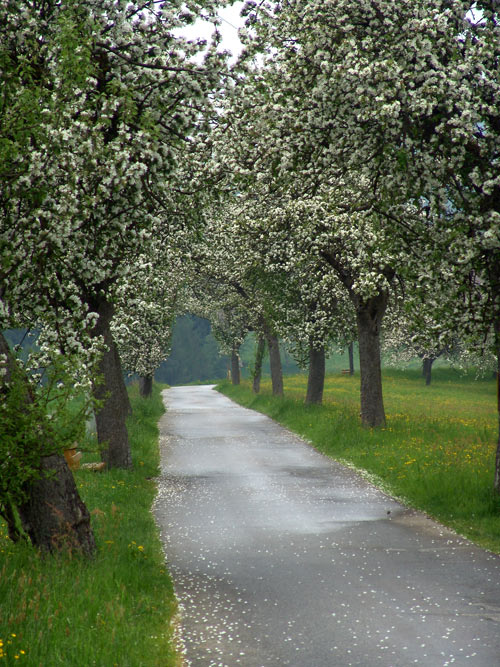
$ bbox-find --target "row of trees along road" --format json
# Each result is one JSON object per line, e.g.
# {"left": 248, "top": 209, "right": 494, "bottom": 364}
{"left": 1, "top": 0, "right": 499, "bottom": 556}
{"left": 195, "top": 1, "right": 499, "bottom": 485}
{"left": 1, "top": 0, "right": 229, "bottom": 554}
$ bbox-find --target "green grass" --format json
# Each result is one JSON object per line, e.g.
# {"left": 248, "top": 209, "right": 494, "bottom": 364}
{"left": 218, "top": 368, "right": 500, "bottom": 553}
{"left": 0, "top": 383, "right": 179, "bottom": 666}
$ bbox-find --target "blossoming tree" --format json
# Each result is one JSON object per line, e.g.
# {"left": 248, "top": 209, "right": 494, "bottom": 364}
{"left": 239, "top": 0, "right": 500, "bottom": 486}
{"left": 1, "top": 0, "right": 228, "bottom": 549}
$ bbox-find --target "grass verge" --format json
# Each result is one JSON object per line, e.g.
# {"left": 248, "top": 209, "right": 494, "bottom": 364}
{"left": 0, "top": 382, "right": 178, "bottom": 666}
{"left": 218, "top": 369, "right": 500, "bottom": 553}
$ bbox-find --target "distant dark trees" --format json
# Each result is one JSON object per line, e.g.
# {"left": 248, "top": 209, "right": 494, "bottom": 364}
{"left": 155, "top": 315, "right": 229, "bottom": 386}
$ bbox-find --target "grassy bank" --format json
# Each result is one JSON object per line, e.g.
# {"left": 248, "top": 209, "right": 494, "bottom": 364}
{"left": 0, "top": 383, "right": 178, "bottom": 666}
{"left": 218, "top": 368, "right": 500, "bottom": 552}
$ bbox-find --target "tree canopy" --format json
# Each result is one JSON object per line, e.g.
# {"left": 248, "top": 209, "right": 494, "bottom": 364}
{"left": 2, "top": 0, "right": 500, "bottom": 553}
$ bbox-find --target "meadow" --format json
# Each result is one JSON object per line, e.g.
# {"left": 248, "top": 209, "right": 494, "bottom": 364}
{"left": 218, "top": 367, "right": 500, "bottom": 553}
{"left": 0, "top": 384, "right": 179, "bottom": 666}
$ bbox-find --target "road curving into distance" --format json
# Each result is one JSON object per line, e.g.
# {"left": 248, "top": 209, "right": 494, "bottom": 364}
{"left": 154, "top": 385, "right": 500, "bottom": 667}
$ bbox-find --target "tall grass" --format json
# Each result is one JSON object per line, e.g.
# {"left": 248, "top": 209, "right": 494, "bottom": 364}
{"left": 0, "top": 383, "right": 179, "bottom": 666}
{"left": 218, "top": 368, "right": 500, "bottom": 552}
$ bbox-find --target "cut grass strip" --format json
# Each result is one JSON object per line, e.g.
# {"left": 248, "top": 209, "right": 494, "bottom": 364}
{"left": 0, "top": 382, "right": 179, "bottom": 666}
{"left": 218, "top": 369, "right": 500, "bottom": 553}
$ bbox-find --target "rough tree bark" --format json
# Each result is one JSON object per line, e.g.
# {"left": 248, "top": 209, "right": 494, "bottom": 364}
{"left": 231, "top": 344, "right": 240, "bottom": 386}
{"left": 139, "top": 374, "right": 153, "bottom": 398}
{"left": 18, "top": 454, "right": 96, "bottom": 556}
{"left": 321, "top": 252, "right": 392, "bottom": 428}
{"left": 348, "top": 342, "right": 355, "bottom": 375}
{"left": 305, "top": 343, "right": 325, "bottom": 405}
{"left": 252, "top": 336, "right": 266, "bottom": 394}
{"left": 265, "top": 331, "right": 284, "bottom": 397}
{"left": 0, "top": 331, "right": 95, "bottom": 555}
{"left": 355, "top": 292, "right": 388, "bottom": 428}
{"left": 91, "top": 297, "right": 132, "bottom": 469}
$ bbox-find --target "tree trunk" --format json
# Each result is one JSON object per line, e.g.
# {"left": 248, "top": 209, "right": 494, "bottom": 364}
{"left": 252, "top": 336, "right": 266, "bottom": 394}
{"left": 91, "top": 298, "right": 132, "bottom": 469}
{"left": 0, "top": 331, "right": 95, "bottom": 556}
{"left": 18, "top": 454, "right": 96, "bottom": 556}
{"left": 231, "top": 344, "right": 240, "bottom": 385}
{"left": 115, "top": 341, "right": 132, "bottom": 416}
{"left": 265, "top": 332, "right": 284, "bottom": 397}
{"left": 139, "top": 374, "right": 153, "bottom": 398}
{"left": 422, "top": 357, "right": 435, "bottom": 386}
{"left": 0, "top": 501, "right": 22, "bottom": 543}
{"left": 348, "top": 342, "right": 355, "bottom": 375}
{"left": 305, "top": 343, "right": 325, "bottom": 405}
{"left": 494, "top": 317, "right": 500, "bottom": 495}
{"left": 355, "top": 292, "right": 388, "bottom": 428}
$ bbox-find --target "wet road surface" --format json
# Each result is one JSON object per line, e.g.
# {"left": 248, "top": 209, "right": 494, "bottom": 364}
{"left": 153, "top": 385, "right": 500, "bottom": 666}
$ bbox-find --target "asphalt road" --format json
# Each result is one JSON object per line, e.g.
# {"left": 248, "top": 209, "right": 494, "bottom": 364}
{"left": 153, "top": 385, "right": 500, "bottom": 667}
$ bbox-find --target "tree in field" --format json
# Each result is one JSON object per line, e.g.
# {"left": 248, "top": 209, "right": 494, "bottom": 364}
{"left": 260, "top": 191, "right": 396, "bottom": 419}
{"left": 276, "top": 264, "right": 356, "bottom": 405}
{"left": 382, "top": 293, "right": 456, "bottom": 385}
{"left": 0, "top": 0, "right": 227, "bottom": 549}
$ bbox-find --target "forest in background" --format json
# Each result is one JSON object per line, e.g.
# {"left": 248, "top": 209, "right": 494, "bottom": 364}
{"left": 155, "top": 314, "right": 302, "bottom": 385}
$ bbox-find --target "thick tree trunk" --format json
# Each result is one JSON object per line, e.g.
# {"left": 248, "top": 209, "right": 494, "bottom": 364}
{"left": 252, "top": 336, "right": 266, "bottom": 394}
{"left": 231, "top": 344, "right": 240, "bottom": 385}
{"left": 355, "top": 292, "right": 388, "bottom": 428}
{"left": 92, "top": 299, "right": 132, "bottom": 469}
{"left": 0, "top": 331, "right": 95, "bottom": 555}
{"left": 494, "top": 318, "right": 500, "bottom": 495}
{"left": 422, "top": 357, "right": 435, "bottom": 386}
{"left": 139, "top": 374, "right": 153, "bottom": 398}
{"left": 265, "top": 332, "right": 284, "bottom": 397}
{"left": 305, "top": 343, "right": 325, "bottom": 405}
{"left": 348, "top": 342, "right": 355, "bottom": 375}
{"left": 18, "top": 454, "right": 96, "bottom": 556}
